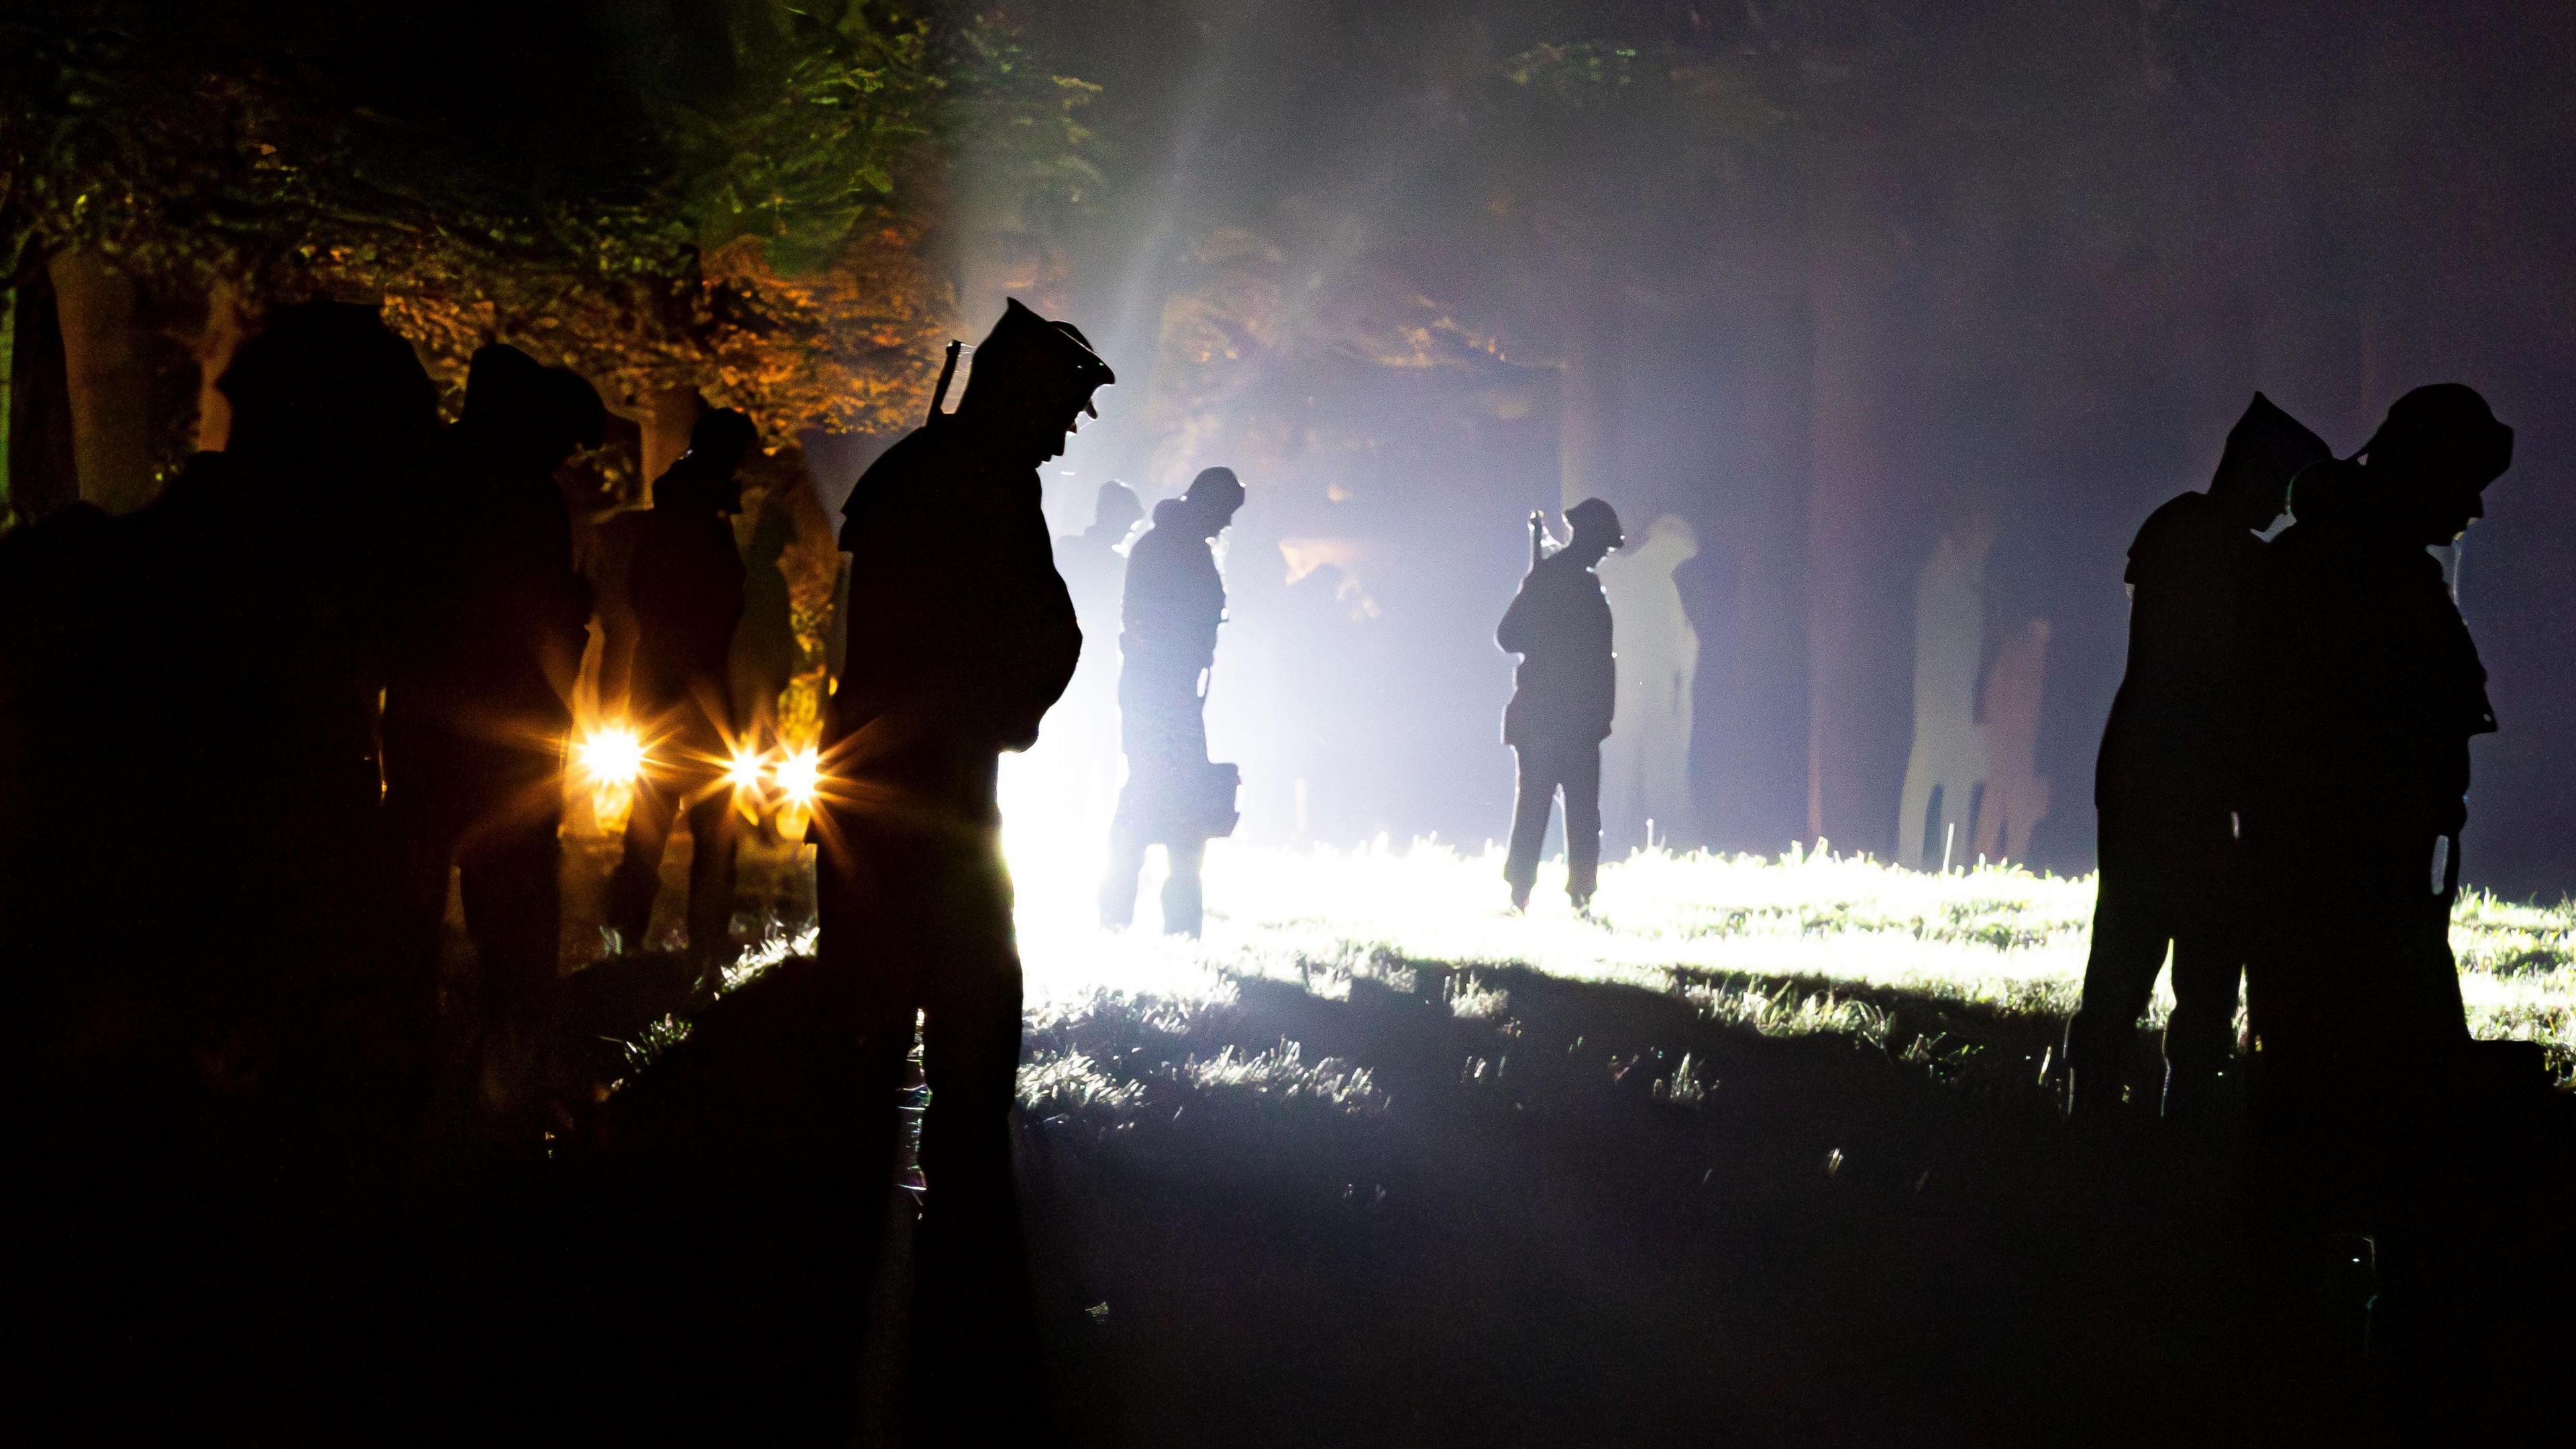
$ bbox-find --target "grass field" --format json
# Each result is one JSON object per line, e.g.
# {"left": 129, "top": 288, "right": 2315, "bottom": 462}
{"left": 975, "top": 836, "right": 2575, "bottom": 1116}
{"left": 560, "top": 833, "right": 2573, "bottom": 1444}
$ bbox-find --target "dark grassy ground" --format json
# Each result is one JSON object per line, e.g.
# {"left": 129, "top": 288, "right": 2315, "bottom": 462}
{"left": 21, "top": 938, "right": 2569, "bottom": 1444}
{"left": 531, "top": 947, "right": 2566, "bottom": 1446}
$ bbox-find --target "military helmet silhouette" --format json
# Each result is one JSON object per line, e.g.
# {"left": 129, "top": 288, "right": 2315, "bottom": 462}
{"left": 2361, "top": 383, "right": 2514, "bottom": 489}
{"left": 1094, "top": 479, "right": 1144, "bottom": 532}
{"left": 965, "top": 298, "right": 1117, "bottom": 418}
{"left": 1183, "top": 466, "right": 1244, "bottom": 510}
{"left": 689, "top": 407, "right": 759, "bottom": 469}
{"left": 1566, "top": 497, "right": 1622, "bottom": 549}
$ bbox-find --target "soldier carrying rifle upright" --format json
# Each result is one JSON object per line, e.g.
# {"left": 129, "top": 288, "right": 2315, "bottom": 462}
{"left": 818, "top": 298, "right": 1108, "bottom": 1435}
{"left": 1498, "top": 497, "right": 1621, "bottom": 913}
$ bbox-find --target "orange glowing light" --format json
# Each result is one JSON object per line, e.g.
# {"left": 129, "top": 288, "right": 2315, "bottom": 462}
{"left": 725, "top": 749, "right": 765, "bottom": 792}
{"left": 578, "top": 727, "right": 647, "bottom": 787}
{"left": 773, "top": 748, "right": 822, "bottom": 807}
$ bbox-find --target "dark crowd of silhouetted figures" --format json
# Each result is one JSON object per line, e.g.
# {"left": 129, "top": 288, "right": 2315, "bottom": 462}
{"left": 0, "top": 295, "right": 2566, "bottom": 1440}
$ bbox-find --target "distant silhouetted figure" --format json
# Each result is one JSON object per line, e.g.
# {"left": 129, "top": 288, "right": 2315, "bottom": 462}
{"left": 384, "top": 345, "right": 602, "bottom": 1059}
{"left": 822, "top": 299, "right": 1106, "bottom": 1436}
{"left": 2237, "top": 385, "right": 2511, "bottom": 1166}
{"left": 1501, "top": 498, "right": 1621, "bottom": 911}
{"left": 1048, "top": 479, "right": 1144, "bottom": 809}
{"left": 1099, "top": 468, "right": 1245, "bottom": 936}
{"left": 2066, "top": 394, "right": 2328, "bottom": 1121}
{"left": 1059, "top": 478, "right": 1144, "bottom": 610}
{"left": 607, "top": 409, "right": 756, "bottom": 979}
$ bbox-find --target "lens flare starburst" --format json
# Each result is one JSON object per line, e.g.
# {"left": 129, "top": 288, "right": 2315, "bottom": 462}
{"left": 578, "top": 726, "right": 648, "bottom": 834}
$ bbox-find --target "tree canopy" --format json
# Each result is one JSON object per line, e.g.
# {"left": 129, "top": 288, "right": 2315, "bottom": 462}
{"left": 1, "top": 1, "right": 1099, "bottom": 441}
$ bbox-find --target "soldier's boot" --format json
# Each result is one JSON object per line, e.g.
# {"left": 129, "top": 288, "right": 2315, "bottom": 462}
{"left": 2063, "top": 1018, "right": 2130, "bottom": 1123}
{"left": 2160, "top": 1042, "right": 2237, "bottom": 1129}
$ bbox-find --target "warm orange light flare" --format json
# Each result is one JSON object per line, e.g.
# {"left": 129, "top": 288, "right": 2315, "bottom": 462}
{"left": 578, "top": 727, "right": 647, "bottom": 788}
{"left": 773, "top": 748, "right": 822, "bottom": 807}
{"left": 726, "top": 749, "right": 766, "bottom": 793}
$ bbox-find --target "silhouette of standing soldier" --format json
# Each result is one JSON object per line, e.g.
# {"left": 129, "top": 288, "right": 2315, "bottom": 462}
{"left": 1049, "top": 478, "right": 1144, "bottom": 807}
{"left": 605, "top": 409, "right": 756, "bottom": 979}
{"left": 2236, "top": 385, "right": 2512, "bottom": 1159}
{"left": 1100, "top": 467, "right": 1245, "bottom": 937}
{"left": 384, "top": 345, "right": 602, "bottom": 1062}
{"left": 1500, "top": 498, "right": 1621, "bottom": 912}
{"left": 1058, "top": 478, "right": 1144, "bottom": 614}
{"left": 2065, "top": 394, "right": 2328, "bottom": 1121}
{"left": 819, "top": 299, "right": 1106, "bottom": 1433}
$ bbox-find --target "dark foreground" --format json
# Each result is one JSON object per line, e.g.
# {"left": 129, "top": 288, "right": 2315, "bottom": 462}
{"left": 25, "top": 949, "right": 2573, "bottom": 1446}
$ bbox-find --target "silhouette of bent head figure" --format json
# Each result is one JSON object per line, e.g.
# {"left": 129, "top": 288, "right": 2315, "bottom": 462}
{"left": 460, "top": 343, "right": 607, "bottom": 476}
{"left": 688, "top": 407, "right": 759, "bottom": 478}
{"left": 219, "top": 300, "right": 438, "bottom": 477}
{"left": 1565, "top": 496, "right": 1623, "bottom": 565}
{"left": 655, "top": 407, "right": 757, "bottom": 513}
{"left": 1091, "top": 478, "right": 1145, "bottom": 539}
{"left": 959, "top": 298, "right": 1116, "bottom": 465}
{"left": 2361, "top": 383, "right": 2514, "bottom": 545}
{"left": 1176, "top": 466, "right": 1246, "bottom": 538}
{"left": 2210, "top": 391, "right": 2330, "bottom": 531}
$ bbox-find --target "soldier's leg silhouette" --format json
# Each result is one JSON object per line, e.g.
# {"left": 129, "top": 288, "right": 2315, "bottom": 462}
{"left": 1104, "top": 667, "right": 1208, "bottom": 933}
{"left": 2067, "top": 853, "right": 2170, "bottom": 1116}
{"left": 2161, "top": 929, "right": 2242, "bottom": 1121}
{"left": 1504, "top": 745, "right": 1563, "bottom": 908}
{"left": 1163, "top": 836, "right": 1208, "bottom": 937}
{"left": 1098, "top": 808, "right": 1148, "bottom": 928}
{"left": 460, "top": 808, "right": 560, "bottom": 1022}
{"left": 680, "top": 788, "right": 738, "bottom": 968}
{"left": 827, "top": 750, "right": 1044, "bottom": 1434}
{"left": 1560, "top": 741, "right": 1603, "bottom": 906}
{"left": 607, "top": 777, "right": 680, "bottom": 951}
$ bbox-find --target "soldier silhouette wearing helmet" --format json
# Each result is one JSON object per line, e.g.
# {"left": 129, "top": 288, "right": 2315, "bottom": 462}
{"left": 384, "top": 345, "right": 602, "bottom": 1069}
{"left": 1500, "top": 498, "right": 1621, "bottom": 912}
{"left": 819, "top": 299, "right": 1106, "bottom": 1434}
{"left": 606, "top": 408, "right": 757, "bottom": 982}
{"left": 1049, "top": 478, "right": 1144, "bottom": 814}
{"left": 2235, "top": 386, "right": 2520, "bottom": 1426}
{"left": 2237, "top": 385, "right": 2512, "bottom": 1163}
{"left": 1100, "top": 466, "right": 1245, "bottom": 937}
{"left": 1059, "top": 478, "right": 1144, "bottom": 612}
{"left": 2065, "top": 394, "right": 2330, "bottom": 1123}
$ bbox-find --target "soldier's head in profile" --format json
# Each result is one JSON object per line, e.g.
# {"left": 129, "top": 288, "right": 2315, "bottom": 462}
{"left": 1565, "top": 497, "right": 1623, "bottom": 565}
{"left": 959, "top": 298, "right": 1116, "bottom": 464}
{"left": 2361, "top": 383, "right": 2514, "bottom": 545}
{"left": 2211, "top": 391, "right": 2330, "bottom": 531}
{"left": 462, "top": 343, "right": 606, "bottom": 476}
{"left": 1178, "top": 466, "right": 1246, "bottom": 538}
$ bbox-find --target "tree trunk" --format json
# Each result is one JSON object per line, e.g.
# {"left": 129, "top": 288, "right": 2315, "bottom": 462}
{"left": 1, "top": 277, "right": 15, "bottom": 529}
{"left": 1707, "top": 274, "right": 1813, "bottom": 854}
{"left": 1803, "top": 244, "right": 1919, "bottom": 858}
{"left": 47, "top": 250, "right": 156, "bottom": 515}
{"left": 194, "top": 277, "right": 248, "bottom": 453}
